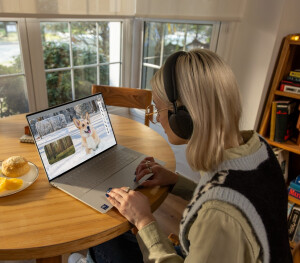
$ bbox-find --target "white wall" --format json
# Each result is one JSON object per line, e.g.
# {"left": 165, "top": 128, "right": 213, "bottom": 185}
{"left": 227, "top": 0, "right": 286, "bottom": 130}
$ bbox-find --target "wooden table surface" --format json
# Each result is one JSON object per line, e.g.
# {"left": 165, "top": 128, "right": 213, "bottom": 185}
{"left": 0, "top": 114, "right": 175, "bottom": 262}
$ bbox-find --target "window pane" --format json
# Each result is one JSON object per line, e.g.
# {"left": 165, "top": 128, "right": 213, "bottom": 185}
{"left": 72, "top": 22, "right": 97, "bottom": 66}
{"left": 40, "top": 20, "right": 122, "bottom": 105}
{"left": 0, "top": 76, "right": 29, "bottom": 117}
{"left": 100, "top": 65, "right": 109, "bottom": 85}
{"left": 141, "top": 66, "right": 158, "bottom": 90}
{"left": 46, "top": 71, "right": 72, "bottom": 107}
{"left": 108, "top": 64, "right": 120, "bottom": 86}
{"left": 142, "top": 21, "right": 216, "bottom": 90}
{"left": 0, "top": 22, "right": 22, "bottom": 74}
{"left": 163, "top": 23, "right": 186, "bottom": 62}
{"left": 143, "top": 22, "right": 162, "bottom": 66}
{"left": 98, "top": 22, "right": 121, "bottom": 64}
{"left": 41, "top": 22, "right": 70, "bottom": 69}
{"left": 74, "top": 67, "right": 97, "bottom": 99}
{"left": 186, "top": 24, "right": 213, "bottom": 50}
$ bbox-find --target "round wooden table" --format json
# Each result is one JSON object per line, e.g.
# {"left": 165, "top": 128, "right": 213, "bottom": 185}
{"left": 0, "top": 114, "right": 175, "bottom": 262}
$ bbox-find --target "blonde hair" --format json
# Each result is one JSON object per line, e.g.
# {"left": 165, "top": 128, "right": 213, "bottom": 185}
{"left": 151, "top": 49, "right": 242, "bottom": 171}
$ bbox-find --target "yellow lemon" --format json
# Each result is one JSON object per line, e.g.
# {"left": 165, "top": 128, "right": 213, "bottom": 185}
{"left": 0, "top": 177, "right": 6, "bottom": 191}
{"left": 5, "top": 178, "right": 23, "bottom": 190}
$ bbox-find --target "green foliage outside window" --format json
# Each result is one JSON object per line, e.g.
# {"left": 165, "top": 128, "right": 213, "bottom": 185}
{"left": 43, "top": 42, "right": 109, "bottom": 107}
{"left": 0, "top": 56, "right": 28, "bottom": 118}
{"left": 41, "top": 21, "right": 113, "bottom": 107}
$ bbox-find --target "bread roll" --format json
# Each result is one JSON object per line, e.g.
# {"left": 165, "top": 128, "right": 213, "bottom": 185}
{"left": 2, "top": 156, "right": 30, "bottom": 177}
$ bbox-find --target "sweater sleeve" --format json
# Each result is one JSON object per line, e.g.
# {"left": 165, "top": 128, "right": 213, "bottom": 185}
{"left": 136, "top": 221, "right": 184, "bottom": 263}
{"left": 171, "top": 173, "right": 197, "bottom": 201}
{"left": 137, "top": 201, "right": 261, "bottom": 263}
{"left": 185, "top": 201, "right": 261, "bottom": 263}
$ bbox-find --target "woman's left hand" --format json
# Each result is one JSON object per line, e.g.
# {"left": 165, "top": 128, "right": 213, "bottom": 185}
{"left": 106, "top": 187, "right": 155, "bottom": 230}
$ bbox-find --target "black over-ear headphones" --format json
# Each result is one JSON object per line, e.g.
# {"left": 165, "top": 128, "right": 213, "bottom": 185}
{"left": 163, "top": 51, "right": 193, "bottom": 140}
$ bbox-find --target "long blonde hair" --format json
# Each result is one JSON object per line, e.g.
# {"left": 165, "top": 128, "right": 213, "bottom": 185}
{"left": 151, "top": 49, "right": 242, "bottom": 171}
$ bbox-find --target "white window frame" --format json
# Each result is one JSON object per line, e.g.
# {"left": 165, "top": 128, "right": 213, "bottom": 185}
{"left": 133, "top": 19, "right": 221, "bottom": 90}
{"left": 127, "top": 18, "right": 221, "bottom": 122}
{"left": 0, "top": 17, "right": 231, "bottom": 116}
{"left": 26, "top": 18, "right": 125, "bottom": 110}
{"left": 0, "top": 18, "right": 36, "bottom": 112}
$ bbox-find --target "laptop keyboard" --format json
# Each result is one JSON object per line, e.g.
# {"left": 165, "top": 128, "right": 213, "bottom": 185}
{"left": 56, "top": 147, "right": 141, "bottom": 189}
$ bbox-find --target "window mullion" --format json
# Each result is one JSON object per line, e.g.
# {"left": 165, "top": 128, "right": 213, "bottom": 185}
{"left": 68, "top": 22, "right": 75, "bottom": 100}
{"left": 25, "top": 18, "right": 48, "bottom": 110}
{"left": 159, "top": 24, "right": 165, "bottom": 67}
{"left": 96, "top": 22, "right": 100, "bottom": 85}
{"left": 183, "top": 24, "right": 188, "bottom": 51}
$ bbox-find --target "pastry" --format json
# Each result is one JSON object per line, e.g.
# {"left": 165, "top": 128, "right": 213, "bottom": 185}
{"left": 2, "top": 156, "right": 30, "bottom": 177}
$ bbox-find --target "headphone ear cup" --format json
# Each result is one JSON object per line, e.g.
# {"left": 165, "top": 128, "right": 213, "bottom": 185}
{"left": 168, "top": 107, "right": 193, "bottom": 140}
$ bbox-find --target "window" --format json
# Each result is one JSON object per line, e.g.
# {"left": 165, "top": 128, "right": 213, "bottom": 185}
{"left": 0, "top": 21, "right": 29, "bottom": 117}
{"left": 40, "top": 21, "right": 122, "bottom": 107}
{"left": 141, "top": 21, "right": 219, "bottom": 90}
{"left": 0, "top": 18, "right": 221, "bottom": 117}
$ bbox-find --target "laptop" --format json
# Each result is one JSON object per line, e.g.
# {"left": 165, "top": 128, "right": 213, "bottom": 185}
{"left": 26, "top": 93, "right": 155, "bottom": 213}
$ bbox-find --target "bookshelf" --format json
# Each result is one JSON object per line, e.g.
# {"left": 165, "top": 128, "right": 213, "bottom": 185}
{"left": 259, "top": 34, "right": 300, "bottom": 162}
{"left": 259, "top": 34, "right": 300, "bottom": 253}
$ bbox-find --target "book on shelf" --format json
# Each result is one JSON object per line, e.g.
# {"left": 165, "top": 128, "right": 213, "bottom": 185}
{"left": 270, "top": 101, "right": 277, "bottom": 141}
{"left": 279, "top": 80, "right": 300, "bottom": 94}
{"left": 274, "top": 101, "right": 297, "bottom": 142}
{"left": 290, "top": 70, "right": 300, "bottom": 78}
{"left": 293, "top": 215, "right": 300, "bottom": 244}
{"left": 286, "top": 75, "right": 300, "bottom": 84}
{"left": 289, "top": 175, "right": 300, "bottom": 193}
{"left": 287, "top": 205, "right": 300, "bottom": 242}
{"left": 288, "top": 200, "right": 295, "bottom": 219}
{"left": 289, "top": 195, "right": 300, "bottom": 206}
{"left": 288, "top": 187, "right": 300, "bottom": 202}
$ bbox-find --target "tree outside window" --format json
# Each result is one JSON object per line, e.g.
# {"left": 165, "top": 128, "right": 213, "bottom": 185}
{"left": 40, "top": 21, "right": 122, "bottom": 107}
{"left": 142, "top": 21, "right": 214, "bottom": 90}
{"left": 0, "top": 21, "right": 29, "bottom": 118}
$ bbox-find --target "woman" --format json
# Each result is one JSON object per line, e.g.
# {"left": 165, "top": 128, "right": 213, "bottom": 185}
{"left": 88, "top": 49, "right": 292, "bottom": 263}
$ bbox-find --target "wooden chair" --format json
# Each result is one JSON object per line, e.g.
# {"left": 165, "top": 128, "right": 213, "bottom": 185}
{"left": 92, "top": 85, "right": 153, "bottom": 126}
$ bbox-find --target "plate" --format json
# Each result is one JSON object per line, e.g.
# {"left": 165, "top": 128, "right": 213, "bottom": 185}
{"left": 0, "top": 161, "right": 39, "bottom": 197}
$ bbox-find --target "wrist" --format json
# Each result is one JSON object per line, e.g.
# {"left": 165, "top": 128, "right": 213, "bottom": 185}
{"left": 136, "top": 215, "right": 155, "bottom": 230}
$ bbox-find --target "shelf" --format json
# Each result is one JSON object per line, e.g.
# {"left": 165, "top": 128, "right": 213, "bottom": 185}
{"left": 266, "top": 138, "right": 300, "bottom": 154}
{"left": 275, "top": 90, "right": 300, "bottom": 100}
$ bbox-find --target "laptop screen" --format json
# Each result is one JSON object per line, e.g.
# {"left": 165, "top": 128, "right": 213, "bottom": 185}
{"left": 26, "top": 94, "right": 117, "bottom": 181}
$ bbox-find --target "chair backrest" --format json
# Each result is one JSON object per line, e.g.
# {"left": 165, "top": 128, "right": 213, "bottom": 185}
{"left": 92, "top": 85, "right": 153, "bottom": 126}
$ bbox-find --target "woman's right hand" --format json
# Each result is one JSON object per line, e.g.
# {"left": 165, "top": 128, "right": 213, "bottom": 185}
{"left": 135, "top": 157, "right": 178, "bottom": 187}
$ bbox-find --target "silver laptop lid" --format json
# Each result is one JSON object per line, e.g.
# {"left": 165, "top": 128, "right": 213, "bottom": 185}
{"left": 26, "top": 94, "right": 117, "bottom": 181}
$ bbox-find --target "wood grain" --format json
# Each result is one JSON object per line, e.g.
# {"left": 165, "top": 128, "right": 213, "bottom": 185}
{"left": 0, "top": 114, "right": 175, "bottom": 261}
{"left": 92, "top": 85, "right": 153, "bottom": 126}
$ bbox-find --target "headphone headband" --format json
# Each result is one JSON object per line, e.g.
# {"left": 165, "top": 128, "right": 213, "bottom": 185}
{"left": 163, "top": 51, "right": 186, "bottom": 103}
{"left": 162, "top": 51, "right": 193, "bottom": 140}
